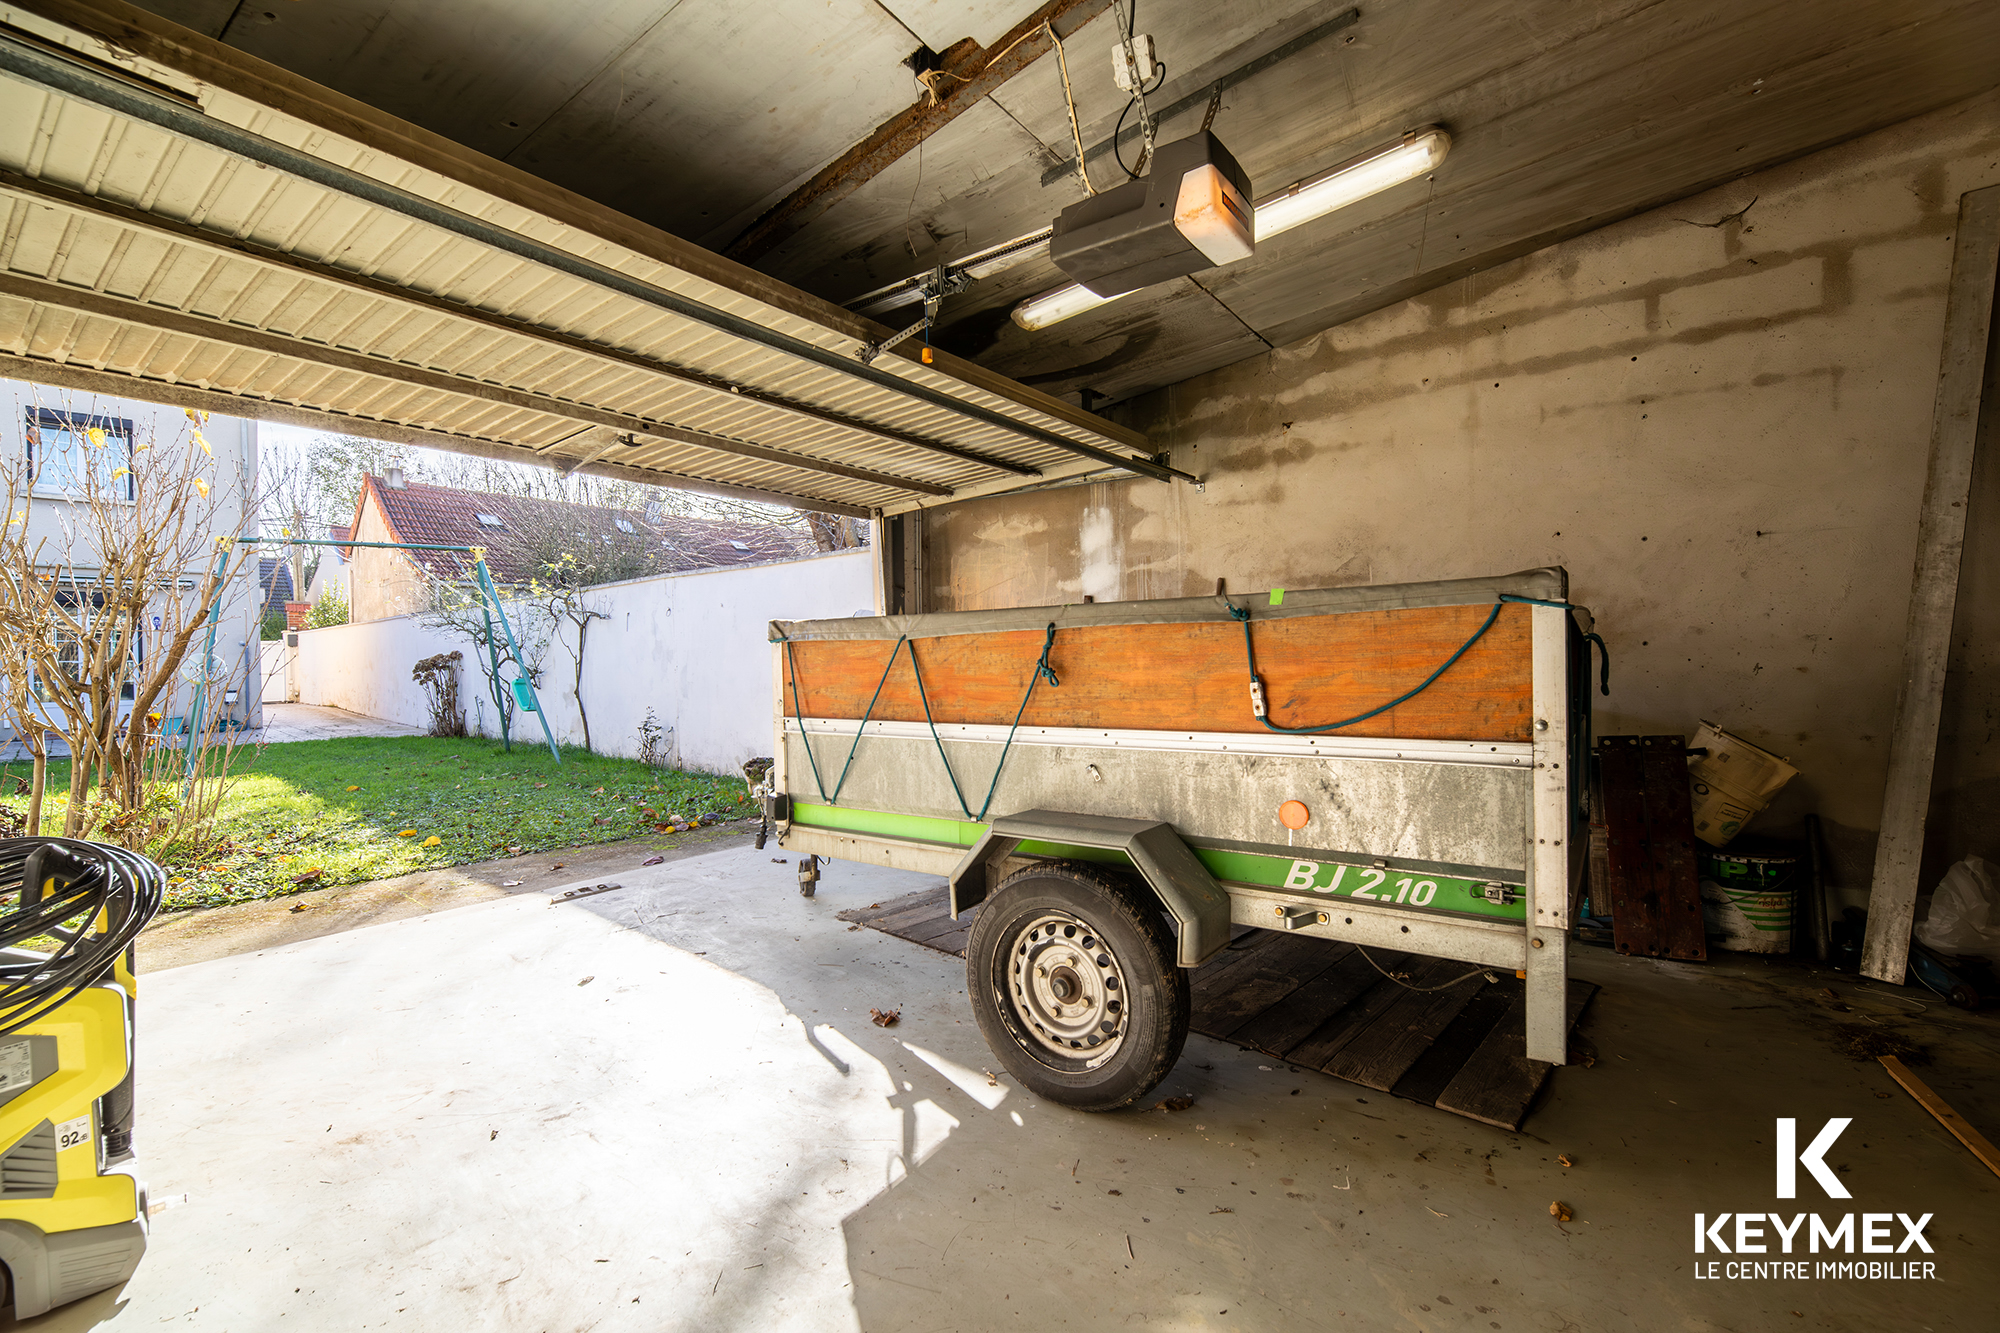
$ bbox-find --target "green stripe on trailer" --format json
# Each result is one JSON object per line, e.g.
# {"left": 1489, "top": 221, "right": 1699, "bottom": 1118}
{"left": 789, "top": 804, "right": 1528, "bottom": 923}
{"left": 1202, "top": 849, "right": 1526, "bottom": 922}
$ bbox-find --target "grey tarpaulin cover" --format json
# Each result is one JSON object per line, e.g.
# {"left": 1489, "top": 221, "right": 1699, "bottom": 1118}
{"left": 773, "top": 567, "right": 1585, "bottom": 643}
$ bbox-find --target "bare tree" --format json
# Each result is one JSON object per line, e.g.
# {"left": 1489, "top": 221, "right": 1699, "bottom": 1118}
{"left": 645, "top": 489, "right": 853, "bottom": 551}
{"left": 0, "top": 401, "right": 257, "bottom": 847}
{"left": 0, "top": 602, "right": 50, "bottom": 833}
{"left": 538, "top": 580, "right": 605, "bottom": 751}
{"left": 416, "top": 569, "right": 554, "bottom": 751}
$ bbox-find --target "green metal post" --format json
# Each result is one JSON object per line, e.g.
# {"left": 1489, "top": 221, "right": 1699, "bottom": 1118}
{"left": 475, "top": 557, "right": 561, "bottom": 764}
{"left": 183, "top": 542, "right": 232, "bottom": 780}
{"left": 477, "top": 592, "right": 511, "bottom": 752}
{"left": 229, "top": 536, "right": 561, "bottom": 762}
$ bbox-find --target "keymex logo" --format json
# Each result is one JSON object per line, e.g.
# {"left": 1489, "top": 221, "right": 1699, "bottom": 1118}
{"left": 1692, "top": 1118, "right": 1937, "bottom": 1282}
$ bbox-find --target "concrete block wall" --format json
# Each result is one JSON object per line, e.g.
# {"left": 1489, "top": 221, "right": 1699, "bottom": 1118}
{"left": 292, "top": 549, "right": 875, "bottom": 773}
{"left": 915, "top": 90, "right": 2000, "bottom": 900}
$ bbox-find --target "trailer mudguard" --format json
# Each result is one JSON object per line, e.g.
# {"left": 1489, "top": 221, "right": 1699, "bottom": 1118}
{"left": 951, "top": 811, "right": 1232, "bottom": 967}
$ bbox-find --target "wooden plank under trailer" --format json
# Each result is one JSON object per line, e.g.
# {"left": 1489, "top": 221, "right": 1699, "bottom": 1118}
{"left": 766, "top": 568, "right": 1596, "bottom": 1115}
{"left": 839, "top": 886, "right": 1597, "bottom": 1130}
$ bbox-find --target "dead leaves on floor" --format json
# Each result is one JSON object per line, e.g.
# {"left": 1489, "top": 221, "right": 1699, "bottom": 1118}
{"left": 869, "top": 1008, "right": 900, "bottom": 1027}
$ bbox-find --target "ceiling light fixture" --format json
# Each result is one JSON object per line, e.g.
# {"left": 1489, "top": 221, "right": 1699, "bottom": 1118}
{"left": 1012, "top": 126, "right": 1451, "bottom": 332}
{"left": 1013, "top": 282, "right": 1137, "bottom": 331}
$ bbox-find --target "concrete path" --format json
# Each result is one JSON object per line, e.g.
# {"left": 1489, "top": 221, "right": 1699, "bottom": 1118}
{"left": 0, "top": 704, "right": 416, "bottom": 764}
{"left": 244, "top": 702, "right": 422, "bottom": 744}
{"left": 16, "top": 847, "right": 1996, "bottom": 1332}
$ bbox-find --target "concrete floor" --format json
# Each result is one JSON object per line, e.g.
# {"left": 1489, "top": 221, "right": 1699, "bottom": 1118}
{"left": 11, "top": 846, "right": 1995, "bottom": 1331}
{"left": 0, "top": 705, "right": 416, "bottom": 764}
{"left": 244, "top": 703, "right": 422, "bottom": 744}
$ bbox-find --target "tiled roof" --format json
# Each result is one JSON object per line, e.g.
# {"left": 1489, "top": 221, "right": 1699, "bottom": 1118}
{"left": 255, "top": 558, "right": 294, "bottom": 614}
{"left": 352, "top": 476, "right": 819, "bottom": 585}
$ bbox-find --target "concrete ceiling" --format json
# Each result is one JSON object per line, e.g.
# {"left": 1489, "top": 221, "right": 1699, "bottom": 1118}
{"left": 62, "top": 0, "right": 2000, "bottom": 408}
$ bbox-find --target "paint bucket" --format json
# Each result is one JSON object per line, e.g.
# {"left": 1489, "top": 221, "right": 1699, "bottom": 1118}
{"left": 1688, "top": 721, "right": 1797, "bottom": 848}
{"left": 1698, "top": 845, "right": 1798, "bottom": 952}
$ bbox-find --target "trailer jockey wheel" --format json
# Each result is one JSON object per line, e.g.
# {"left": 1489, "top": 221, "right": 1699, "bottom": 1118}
{"left": 966, "top": 862, "right": 1189, "bottom": 1112}
{"left": 796, "top": 854, "right": 820, "bottom": 897}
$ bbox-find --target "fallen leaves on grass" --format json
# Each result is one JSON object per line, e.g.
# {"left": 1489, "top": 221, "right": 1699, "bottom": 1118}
{"left": 13, "top": 738, "right": 747, "bottom": 913}
{"left": 869, "top": 1008, "right": 900, "bottom": 1027}
{"left": 290, "top": 868, "right": 323, "bottom": 886}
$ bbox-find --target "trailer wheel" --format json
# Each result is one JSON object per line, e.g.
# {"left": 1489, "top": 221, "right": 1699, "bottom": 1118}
{"left": 966, "top": 862, "right": 1188, "bottom": 1112}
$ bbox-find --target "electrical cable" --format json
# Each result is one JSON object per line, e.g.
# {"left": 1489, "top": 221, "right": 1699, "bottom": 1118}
{"left": 1050, "top": 19, "right": 1096, "bottom": 195}
{"left": 1113, "top": 0, "right": 1160, "bottom": 176}
{"left": 0, "top": 838, "right": 163, "bottom": 1037}
{"left": 1354, "top": 944, "right": 1497, "bottom": 993}
{"left": 1110, "top": 62, "right": 1167, "bottom": 180}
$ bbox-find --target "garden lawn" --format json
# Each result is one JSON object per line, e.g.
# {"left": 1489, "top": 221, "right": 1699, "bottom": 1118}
{"left": 1, "top": 737, "right": 749, "bottom": 911}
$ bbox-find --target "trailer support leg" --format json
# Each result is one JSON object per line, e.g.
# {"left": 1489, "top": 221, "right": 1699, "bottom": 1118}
{"left": 1524, "top": 927, "right": 1569, "bottom": 1063}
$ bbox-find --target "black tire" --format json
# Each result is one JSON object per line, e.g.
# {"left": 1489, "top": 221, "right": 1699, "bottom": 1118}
{"left": 965, "top": 861, "right": 1189, "bottom": 1112}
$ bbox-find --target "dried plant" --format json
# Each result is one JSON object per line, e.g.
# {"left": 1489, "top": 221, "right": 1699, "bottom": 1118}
{"left": 412, "top": 650, "right": 467, "bottom": 738}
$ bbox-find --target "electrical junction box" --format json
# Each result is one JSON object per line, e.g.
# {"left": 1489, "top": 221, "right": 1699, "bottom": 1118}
{"left": 1049, "top": 131, "right": 1254, "bottom": 298}
{"left": 1111, "top": 33, "right": 1156, "bottom": 92}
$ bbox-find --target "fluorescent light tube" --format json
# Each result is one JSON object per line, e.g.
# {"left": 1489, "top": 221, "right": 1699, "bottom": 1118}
{"left": 1011, "top": 282, "right": 1134, "bottom": 331}
{"left": 1255, "top": 127, "right": 1451, "bottom": 241}
{"left": 1012, "top": 126, "right": 1451, "bottom": 331}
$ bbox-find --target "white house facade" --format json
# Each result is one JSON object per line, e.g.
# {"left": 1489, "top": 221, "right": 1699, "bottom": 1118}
{"left": 1, "top": 377, "right": 264, "bottom": 748}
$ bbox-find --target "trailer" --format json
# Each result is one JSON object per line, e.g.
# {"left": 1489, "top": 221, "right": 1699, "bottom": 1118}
{"left": 766, "top": 569, "right": 1596, "bottom": 1111}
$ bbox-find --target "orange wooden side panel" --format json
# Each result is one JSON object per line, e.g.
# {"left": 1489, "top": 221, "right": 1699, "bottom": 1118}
{"left": 782, "top": 603, "right": 1532, "bottom": 742}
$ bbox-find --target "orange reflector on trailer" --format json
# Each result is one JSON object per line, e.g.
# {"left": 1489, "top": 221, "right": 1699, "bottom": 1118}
{"left": 1279, "top": 800, "right": 1310, "bottom": 830}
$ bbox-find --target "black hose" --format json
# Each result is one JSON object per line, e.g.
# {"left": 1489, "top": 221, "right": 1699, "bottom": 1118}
{"left": 0, "top": 838, "right": 165, "bottom": 1037}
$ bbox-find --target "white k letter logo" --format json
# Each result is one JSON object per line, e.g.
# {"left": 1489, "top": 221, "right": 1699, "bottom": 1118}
{"left": 1776, "top": 1117, "right": 1852, "bottom": 1199}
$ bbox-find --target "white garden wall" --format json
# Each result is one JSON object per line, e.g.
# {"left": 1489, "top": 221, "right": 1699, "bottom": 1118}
{"left": 259, "top": 639, "right": 291, "bottom": 704}
{"left": 292, "top": 550, "right": 874, "bottom": 773}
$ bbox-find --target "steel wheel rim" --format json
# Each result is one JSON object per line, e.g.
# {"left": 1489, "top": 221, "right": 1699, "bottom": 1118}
{"left": 1003, "top": 910, "right": 1127, "bottom": 1068}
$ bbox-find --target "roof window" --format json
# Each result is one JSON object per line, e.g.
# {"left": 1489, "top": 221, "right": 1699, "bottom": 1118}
{"left": 475, "top": 513, "right": 505, "bottom": 528}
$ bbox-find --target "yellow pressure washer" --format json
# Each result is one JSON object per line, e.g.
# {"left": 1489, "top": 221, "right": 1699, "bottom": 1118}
{"left": 0, "top": 838, "right": 163, "bottom": 1318}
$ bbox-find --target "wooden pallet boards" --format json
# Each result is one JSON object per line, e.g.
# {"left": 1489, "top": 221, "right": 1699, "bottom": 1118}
{"left": 1185, "top": 932, "right": 1355, "bottom": 1038}
{"left": 838, "top": 886, "right": 1596, "bottom": 1131}
{"left": 1321, "top": 967, "right": 1488, "bottom": 1092}
{"left": 1229, "top": 944, "right": 1397, "bottom": 1056}
{"left": 1598, "top": 734, "right": 1708, "bottom": 961}
{"left": 1432, "top": 981, "right": 1598, "bottom": 1130}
